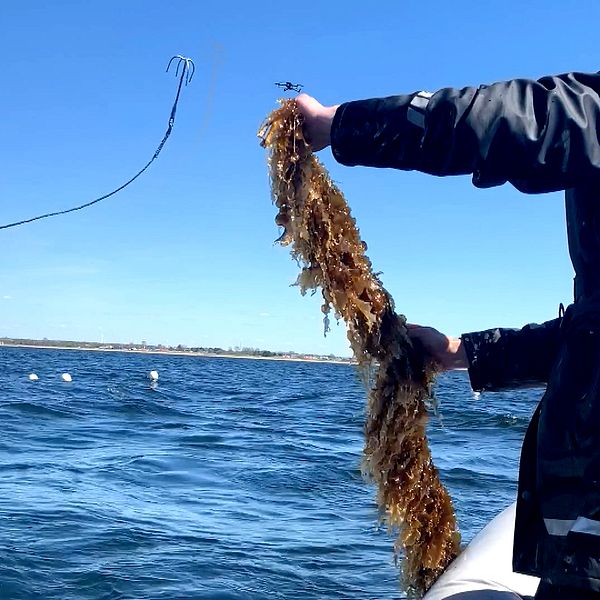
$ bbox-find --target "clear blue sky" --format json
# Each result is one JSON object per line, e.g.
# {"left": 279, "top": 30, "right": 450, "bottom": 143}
{"left": 0, "top": 0, "right": 596, "bottom": 356}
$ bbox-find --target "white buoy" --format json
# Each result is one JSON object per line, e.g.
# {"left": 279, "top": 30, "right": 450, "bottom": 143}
{"left": 61, "top": 373, "right": 72, "bottom": 382}
{"left": 28, "top": 373, "right": 39, "bottom": 381}
{"left": 149, "top": 370, "right": 159, "bottom": 382}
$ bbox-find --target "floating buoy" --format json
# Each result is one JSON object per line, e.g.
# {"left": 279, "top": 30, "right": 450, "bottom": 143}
{"left": 61, "top": 373, "right": 72, "bottom": 382}
{"left": 28, "top": 373, "right": 39, "bottom": 381}
{"left": 149, "top": 370, "right": 159, "bottom": 382}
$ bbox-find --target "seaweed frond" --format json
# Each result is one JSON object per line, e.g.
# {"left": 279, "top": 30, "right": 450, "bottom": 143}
{"left": 259, "top": 100, "right": 460, "bottom": 598}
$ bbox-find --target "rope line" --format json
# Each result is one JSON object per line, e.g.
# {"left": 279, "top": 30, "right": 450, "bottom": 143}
{"left": 0, "top": 55, "right": 195, "bottom": 231}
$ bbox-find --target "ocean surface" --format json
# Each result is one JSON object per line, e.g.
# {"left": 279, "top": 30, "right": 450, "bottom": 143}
{"left": 0, "top": 347, "right": 543, "bottom": 600}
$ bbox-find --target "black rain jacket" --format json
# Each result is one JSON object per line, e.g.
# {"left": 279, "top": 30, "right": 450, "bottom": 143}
{"left": 330, "top": 72, "right": 600, "bottom": 592}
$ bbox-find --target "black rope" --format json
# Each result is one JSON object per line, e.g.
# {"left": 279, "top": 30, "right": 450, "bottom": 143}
{"left": 0, "top": 55, "right": 195, "bottom": 231}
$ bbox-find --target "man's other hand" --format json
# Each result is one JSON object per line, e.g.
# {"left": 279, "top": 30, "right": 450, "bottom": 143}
{"left": 407, "top": 324, "right": 468, "bottom": 371}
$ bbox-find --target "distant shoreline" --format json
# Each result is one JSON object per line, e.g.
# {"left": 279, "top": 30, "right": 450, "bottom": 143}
{"left": 0, "top": 343, "right": 354, "bottom": 366}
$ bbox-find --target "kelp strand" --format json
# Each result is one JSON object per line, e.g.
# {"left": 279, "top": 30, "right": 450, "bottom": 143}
{"left": 258, "top": 99, "right": 460, "bottom": 598}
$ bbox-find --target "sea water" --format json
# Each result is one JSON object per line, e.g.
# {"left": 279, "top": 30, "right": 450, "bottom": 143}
{"left": 0, "top": 347, "right": 540, "bottom": 599}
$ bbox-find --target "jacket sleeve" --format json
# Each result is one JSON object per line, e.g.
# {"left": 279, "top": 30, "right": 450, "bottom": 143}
{"left": 461, "top": 318, "right": 561, "bottom": 391}
{"left": 331, "top": 72, "right": 600, "bottom": 193}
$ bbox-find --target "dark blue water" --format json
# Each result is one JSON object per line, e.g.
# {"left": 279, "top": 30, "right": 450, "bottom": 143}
{"left": 0, "top": 347, "right": 541, "bottom": 599}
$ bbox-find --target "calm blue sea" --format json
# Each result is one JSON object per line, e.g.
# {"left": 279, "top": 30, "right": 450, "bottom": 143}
{"left": 0, "top": 347, "right": 541, "bottom": 600}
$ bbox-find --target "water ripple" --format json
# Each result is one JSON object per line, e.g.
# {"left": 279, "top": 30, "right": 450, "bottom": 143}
{"left": 0, "top": 347, "right": 541, "bottom": 599}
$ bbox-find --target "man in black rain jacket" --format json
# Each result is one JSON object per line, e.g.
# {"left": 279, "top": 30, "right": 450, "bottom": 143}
{"left": 297, "top": 72, "right": 600, "bottom": 599}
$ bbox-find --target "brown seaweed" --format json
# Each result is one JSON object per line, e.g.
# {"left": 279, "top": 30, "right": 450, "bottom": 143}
{"left": 259, "top": 99, "right": 460, "bottom": 598}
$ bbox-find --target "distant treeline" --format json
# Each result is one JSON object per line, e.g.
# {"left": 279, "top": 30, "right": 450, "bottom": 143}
{"left": 0, "top": 337, "right": 353, "bottom": 363}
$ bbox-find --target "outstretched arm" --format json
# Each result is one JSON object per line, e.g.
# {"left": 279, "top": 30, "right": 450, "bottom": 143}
{"left": 409, "top": 319, "right": 562, "bottom": 391}
{"left": 460, "top": 319, "right": 562, "bottom": 391}
{"left": 298, "top": 72, "right": 600, "bottom": 193}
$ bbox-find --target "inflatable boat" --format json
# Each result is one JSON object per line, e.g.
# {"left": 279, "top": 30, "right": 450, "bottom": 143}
{"left": 423, "top": 503, "right": 540, "bottom": 600}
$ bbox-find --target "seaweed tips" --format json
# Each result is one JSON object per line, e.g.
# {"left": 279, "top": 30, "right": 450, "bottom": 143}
{"left": 259, "top": 99, "right": 461, "bottom": 598}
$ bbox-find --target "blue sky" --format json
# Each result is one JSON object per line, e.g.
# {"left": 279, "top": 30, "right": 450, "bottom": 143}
{"left": 0, "top": 0, "right": 597, "bottom": 356}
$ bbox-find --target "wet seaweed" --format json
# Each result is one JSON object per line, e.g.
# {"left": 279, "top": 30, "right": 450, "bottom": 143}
{"left": 259, "top": 99, "right": 461, "bottom": 598}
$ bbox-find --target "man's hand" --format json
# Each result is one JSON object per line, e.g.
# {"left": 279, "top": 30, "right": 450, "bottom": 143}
{"left": 295, "top": 93, "right": 339, "bottom": 152}
{"left": 407, "top": 324, "right": 467, "bottom": 371}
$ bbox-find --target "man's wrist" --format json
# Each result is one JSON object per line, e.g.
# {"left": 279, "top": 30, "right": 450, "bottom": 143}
{"left": 448, "top": 337, "right": 468, "bottom": 370}
{"left": 321, "top": 104, "right": 339, "bottom": 148}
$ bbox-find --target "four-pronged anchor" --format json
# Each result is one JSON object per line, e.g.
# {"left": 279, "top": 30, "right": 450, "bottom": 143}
{"left": 0, "top": 53, "right": 196, "bottom": 231}
{"left": 167, "top": 55, "right": 195, "bottom": 85}
{"left": 275, "top": 81, "right": 303, "bottom": 93}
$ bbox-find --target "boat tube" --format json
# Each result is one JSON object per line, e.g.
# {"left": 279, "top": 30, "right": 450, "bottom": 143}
{"left": 423, "top": 503, "right": 539, "bottom": 600}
